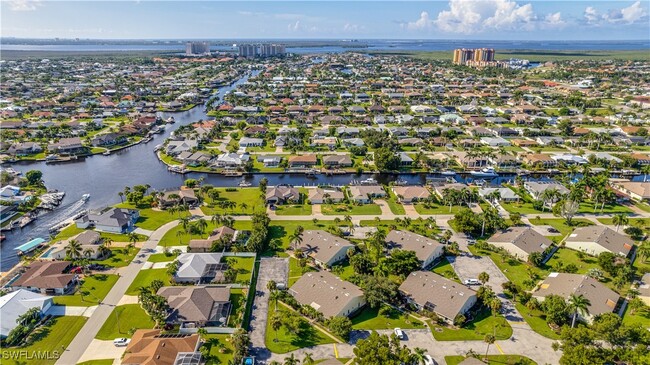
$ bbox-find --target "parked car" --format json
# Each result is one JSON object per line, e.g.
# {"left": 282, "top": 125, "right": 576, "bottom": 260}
{"left": 393, "top": 328, "right": 405, "bottom": 339}
{"left": 463, "top": 278, "right": 481, "bottom": 285}
{"left": 423, "top": 354, "right": 437, "bottom": 365}
{"left": 113, "top": 338, "right": 130, "bottom": 347}
{"left": 467, "top": 239, "right": 476, "bottom": 245}
{"left": 547, "top": 227, "right": 560, "bottom": 233}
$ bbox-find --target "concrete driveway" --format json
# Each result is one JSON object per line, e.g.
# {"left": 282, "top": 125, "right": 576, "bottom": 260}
{"left": 77, "top": 339, "right": 126, "bottom": 363}
{"left": 46, "top": 305, "right": 97, "bottom": 317}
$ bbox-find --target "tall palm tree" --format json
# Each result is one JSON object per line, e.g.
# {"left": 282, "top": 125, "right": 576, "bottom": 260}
{"left": 637, "top": 242, "right": 650, "bottom": 262}
{"left": 83, "top": 248, "right": 93, "bottom": 259}
{"left": 97, "top": 243, "right": 111, "bottom": 259}
{"left": 196, "top": 219, "right": 208, "bottom": 234}
{"left": 612, "top": 213, "right": 628, "bottom": 232}
{"left": 66, "top": 239, "right": 82, "bottom": 260}
{"left": 271, "top": 313, "right": 282, "bottom": 343}
{"left": 484, "top": 334, "right": 496, "bottom": 359}
{"left": 413, "top": 347, "right": 427, "bottom": 365}
{"left": 17, "top": 307, "right": 41, "bottom": 326}
{"left": 302, "top": 353, "right": 315, "bottom": 365}
{"left": 283, "top": 354, "right": 299, "bottom": 365}
{"left": 128, "top": 232, "right": 139, "bottom": 245}
{"left": 102, "top": 237, "right": 113, "bottom": 248}
{"left": 568, "top": 294, "right": 591, "bottom": 328}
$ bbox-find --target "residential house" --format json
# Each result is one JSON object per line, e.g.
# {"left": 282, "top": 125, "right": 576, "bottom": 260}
{"left": 399, "top": 152, "right": 414, "bottom": 166}
{"left": 166, "top": 140, "right": 198, "bottom": 156}
{"left": 399, "top": 271, "right": 477, "bottom": 324}
{"left": 157, "top": 286, "right": 231, "bottom": 327}
{"left": 392, "top": 186, "right": 431, "bottom": 204}
{"left": 532, "top": 273, "right": 620, "bottom": 323}
{"left": 524, "top": 181, "right": 569, "bottom": 200}
{"left": 122, "top": 329, "right": 200, "bottom": 365}
{"left": 214, "top": 153, "right": 250, "bottom": 168}
{"left": 478, "top": 187, "right": 519, "bottom": 202}
{"left": 188, "top": 226, "right": 238, "bottom": 253}
{"left": 308, "top": 188, "right": 345, "bottom": 204}
{"left": 256, "top": 155, "right": 282, "bottom": 168}
{"left": 565, "top": 226, "right": 633, "bottom": 257}
{"left": 78, "top": 207, "right": 140, "bottom": 234}
{"left": 173, "top": 253, "right": 225, "bottom": 284}
{"left": 159, "top": 189, "right": 198, "bottom": 208}
{"left": 348, "top": 185, "right": 386, "bottom": 203}
{"left": 7, "top": 142, "right": 43, "bottom": 156}
{"left": 322, "top": 155, "right": 352, "bottom": 167}
{"left": 611, "top": 181, "right": 650, "bottom": 201}
{"left": 295, "top": 230, "right": 355, "bottom": 267}
{"left": 487, "top": 227, "right": 552, "bottom": 262}
{"left": 481, "top": 137, "right": 511, "bottom": 147}
{"left": 266, "top": 186, "right": 300, "bottom": 204}
{"left": 638, "top": 273, "right": 650, "bottom": 306}
{"left": 238, "top": 137, "right": 264, "bottom": 147}
{"left": 12, "top": 261, "right": 76, "bottom": 295}
{"left": 0, "top": 289, "right": 53, "bottom": 338}
{"left": 91, "top": 133, "right": 125, "bottom": 147}
{"left": 289, "top": 271, "right": 365, "bottom": 318}
{"left": 48, "top": 137, "right": 84, "bottom": 154}
{"left": 433, "top": 183, "right": 467, "bottom": 199}
{"left": 385, "top": 230, "right": 444, "bottom": 269}
{"left": 288, "top": 155, "right": 318, "bottom": 168}
{"left": 522, "top": 154, "right": 557, "bottom": 168}
{"left": 47, "top": 230, "right": 105, "bottom": 260}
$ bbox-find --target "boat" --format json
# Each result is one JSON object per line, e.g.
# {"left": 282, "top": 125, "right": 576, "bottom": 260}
{"left": 151, "top": 125, "right": 165, "bottom": 134}
{"left": 81, "top": 193, "right": 90, "bottom": 202}
{"left": 360, "top": 178, "right": 377, "bottom": 185}
{"left": 440, "top": 170, "right": 456, "bottom": 176}
{"left": 0, "top": 235, "right": 5, "bottom": 242}
{"left": 17, "top": 214, "right": 35, "bottom": 228}
{"left": 154, "top": 144, "right": 163, "bottom": 152}
{"left": 238, "top": 181, "right": 252, "bottom": 187}
{"left": 102, "top": 150, "right": 111, "bottom": 156}
{"left": 394, "top": 179, "right": 408, "bottom": 186}
{"left": 168, "top": 165, "right": 189, "bottom": 174}
{"left": 166, "top": 116, "right": 175, "bottom": 124}
{"left": 45, "top": 154, "right": 59, "bottom": 161}
{"left": 470, "top": 167, "right": 498, "bottom": 178}
{"left": 222, "top": 170, "right": 243, "bottom": 177}
{"left": 142, "top": 137, "right": 153, "bottom": 143}
{"left": 15, "top": 237, "right": 46, "bottom": 255}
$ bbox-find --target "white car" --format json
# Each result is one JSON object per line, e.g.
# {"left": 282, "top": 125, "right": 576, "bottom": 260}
{"left": 393, "top": 328, "right": 404, "bottom": 339}
{"left": 113, "top": 338, "right": 130, "bottom": 347}
{"left": 423, "top": 354, "right": 436, "bottom": 365}
{"left": 463, "top": 278, "right": 481, "bottom": 285}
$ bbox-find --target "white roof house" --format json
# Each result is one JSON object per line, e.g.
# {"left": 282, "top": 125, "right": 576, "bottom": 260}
{"left": 174, "top": 253, "right": 224, "bottom": 283}
{"left": 0, "top": 289, "right": 53, "bottom": 338}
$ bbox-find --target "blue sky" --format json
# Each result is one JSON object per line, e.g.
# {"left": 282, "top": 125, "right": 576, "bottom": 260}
{"left": 1, "top": 1, "right": 649, "bottom": 40}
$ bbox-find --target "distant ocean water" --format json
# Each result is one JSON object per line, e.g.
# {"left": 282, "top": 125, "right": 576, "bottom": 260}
{"left": 1, "top": 39, "right": 648, "bottom": 53}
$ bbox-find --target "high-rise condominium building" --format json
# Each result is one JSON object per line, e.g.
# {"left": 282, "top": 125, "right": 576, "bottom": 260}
{"left": 185, "top": 42, "right": 210, "bottom": 56}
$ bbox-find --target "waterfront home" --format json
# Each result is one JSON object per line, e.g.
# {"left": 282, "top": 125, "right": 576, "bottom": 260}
{"left": 188, "top": 226, "right": 238, "bottom": 253}
{"left": 480, "top": 136, "right": 511, "bottom": 147}
{"left": 165, "top": 139, "right": 198, "bottom": 156}
{"left": 0, "top": 185, "right": 32, "bottom": 204}
{"left": 12, "top": 261, "right": 76, "bottom": 295}
{"left": 77, "top": 207, "right": 140, "bottom": 233}
{"left": 630, "top": 153, "right": 650, "bottom": 165}
{"left": 7, "top": 142, "right": 43, "bottom": 156}
{"left": 385, "top": 230, "right": 444, "bottom": 269}
{"left": 287, "top": 154, "right": 318, "bottom": 168}
{"left": 91, "top": 133, "right": 126, "bottom": 147}
{"left": 536, "top": 136, "right": 564, "bottom": 146}
{"left": 478, "top": 187, "right": 520, "bottom": 202}
{"left": 392, "top": 186, "right": 431, "bottom": 204}
{"left": 46, "top": 230, "right": 105, "bottom": 260}
{"left": 214, "top": 152, "right": 250, "bottom": 168}
{"left": 256, "top": 155, "right": 282, "bottom": 168}
{"left": 348, "top": 185, "right": 386, "bottom": 203}
{"left": 157, "top": 286, "right": 231, "bottom": 327}
{"left": 399, "top": 271, "right": 477, "bottom": 324}
{"left": 399, "top": 152, "right": 414, "bottom": 166}
{"left": 295, "top": 230, "right": 354, "bottom": 267}
{"left": 122, "top": 329, "right": 200, "bottom": 365}
{"left": 487, "top": 227, "right": 552, "bottom": 262}
{"left": 433, "top": 183, "right": 468, "bottom": 199}
{"left": 159, "top": 188, "right": 198, "bottom": 208}
{"left": 523, "top": 181, "right": 570, "bottom": 200}
{"left": 173, "top": 253, "right": 225, "bottom": 284}
{"left": 308, "top": 188, "right": 345, "bottom": 204}
{"left": 322, "top": 154, "right": 352, "bottom": 167}
{"left": 238, "top": 137, "right": 264, "bottom": 147}
{"left": 532, "top": 273, "right": 619, "bottom": 323}
{"left": 565, "top": 226, "right": 633, "bottom": 257}
{"left": 551, "top": 154, "right": 588, "bottom": 165}
{"left": 177, "top": 151, "right": 211, "bottom": 166}
{"left": 522, "top": 154, "right": 557, "bottom": 168}
{"left": 266, "top": 186, "right": 300, "bottom": 204}
{"left": 47, "top": 137, "right": 84, "bottom": 154}
{"left": 289, "top": 271, "right": 365, "bottom": 318}
{"left": 610, "top": 181, "right": 650, "bottom": 201}
{"left": 0, "top": 289, "right": 53, "bottom": 338}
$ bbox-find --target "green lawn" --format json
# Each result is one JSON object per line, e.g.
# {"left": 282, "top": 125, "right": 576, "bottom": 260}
{"left": 500, "top": 201, "right": 543, "bottom": 215}
{"left": 147, "top": 252, "right": 178, "bottom": 263}
{"left": 53, "top": 274, "right": 118, "bottom": 306}
{"left": 53, "top": 224, "right": 146, "bottom": 243}
{"left": 228, "top": 289, "right": 246, "bottom": 328}
{"left": 200, "top": 188, "right": 265, "bottom": 216}
{"left": 634, "top": 202, "right": 650, "bottom": 213}
{"left": 95, "top": 304, "right": 155, "bottom": 340}
{"left": 89, "top": 247, "right": 138, "bottom": 268}
{"left": 622, "top": 305, "right": 650, "bottom": 329}
{"left": 331, "top": 260, "right": 355, "bottom": 282}
{"left": 321, "top": 203, "right": 382, "bottom": 215}
{"left": 289, "top": 256, "right": 317, "bottom": 287}
{"left": 529, "top": 218, "right": 593, "bottom": 243}
{"left": 268, "top": 221, "right": 346, "bottom": 253}
{"left": 265, "top": 306, "right": 336, "bottom": 354}
{"left": 515, "top": 303, "right": 561, "bottom": 340}
{"left": 469, "top": 245, "right": 541, "bottom": 289}
{"left": 351, "top": 306, "right": 426, "bottom": 330}
{"left": 200, "top": 334, "right": 235, "bottom": 365}
{"left": 115, "top": 203, "right": 183, "bottom": 231}
{"left": 225, "top": 256, "right": 256, "bottom": 284}
{"left": 429, "top": 310, "right": 512, "bottom": 341}
{"left": 445, "top": 355, "right": 537, "bottom": 365}
{"left": 275, "top": 204, "right": 313, "bottom": 216}
{"left": 414, "top": 203, "right": 464, "bottom": 215}
{"left": 577, "top": 201, "right": 634, "bottom": 215}
{"left": 597, "top": 217, "right": 650, "bottom": 227}
{"left": 77, "top": 360, "right": 115, "bottom": 365}
{"left": 385, "top": 191, "right": 406, "bottom": 215}
{"left": 125, "top": 269, "right": 171, "bottom": 295}
{"left": 431, "top": 257, "right": 460, "bottom": 282}
{"left": 0, "top": 316, "right": 87, "bottom": 365}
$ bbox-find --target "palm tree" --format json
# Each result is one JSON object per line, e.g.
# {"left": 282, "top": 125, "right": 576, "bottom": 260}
{"left": 128, "top": 232, "right": 139, "bottom": 245}
{"left": 271, "top": 313, "right": 282, "bottom": 343}
{"left": 196, "top": 219, "right": 208, "bottom": 234}
{"left": 302, "top": 353, "right": 315, "bottom": 365}
{"left": 478, "top": 272, "right": 490, "bottom": 286}
{"left": 83, "top": 248, "right": 93, "bottom": 259}
{"left": 239, "top": 202, "right": 248, "bottom": 213}
{"left": 612, "top": 213, "right": 628, "bottom": 232}
{"left": 66, "top": 239, "right": 82, "bottom": 260}
{"left": 269, "top": 290, "right": 282, "bottom": 311}
{"left": 637, "top": 242, "right": 650, "bottom": 262}
{"left": 103, "top": 237, "right": 113, "bottom": 248}
{"left": 97, "top": 243, "right": 111, "bottom": 259}
{"left": 17, "top": 307, "right": 41, "bottom": 326}
{"left": 118, "top": 191, "right": 124, "bottom": 203}
{"left": 413, "top": 347, "right": 427, "bottom": 365}
{"left": 484, "top": 334, "right": 496, "bottom": 359}
{"left": 283, "top": 354, "right": 299, "bottom": 365}
{"left": 568, "top": 294, "right": 591, "bottom": 328}
{"left": 211, "top": 214, "right": 223, "bottom": 226}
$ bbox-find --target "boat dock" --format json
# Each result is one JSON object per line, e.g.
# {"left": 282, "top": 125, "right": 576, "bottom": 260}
{"left": 15, "top": 237, "right": 46, "bottom": 255}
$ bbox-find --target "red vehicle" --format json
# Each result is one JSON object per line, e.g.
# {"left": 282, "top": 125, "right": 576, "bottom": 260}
{"left": 70, "top": 266, "right": 83, "bottom": 274}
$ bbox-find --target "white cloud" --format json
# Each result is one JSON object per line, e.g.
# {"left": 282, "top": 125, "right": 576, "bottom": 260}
{"left": 405, "top": 11, "right": 434, "bottom": 30}
{"left": 7, "top": 0, "right": 41, "bottom": 11}
{"left": 343, "top": 23, "right": 361, "bottom": 32}
{"left": 584, "top": 1, "right": 649, "bottom": 25}
{"left": 425, "top": 0, "right": 566, "bottom": 34}
{"left": 288, "top": 21, "right": 301, "bottom": 32}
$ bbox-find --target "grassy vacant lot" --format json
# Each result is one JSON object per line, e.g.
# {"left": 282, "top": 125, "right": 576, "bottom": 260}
{"left": 53, "top": 274, "right": 118, "bottom": 306}
{"left": 432, "top": 257, "right": 460, "bottom": 282}
{"left": 351, "top": 306, "right": 426, "bottom": 330}
{"left": 429, "top": 310, "right": 512, "bottom": 341}
{"left": 0, "top": 316, "right": 87, "bottom": 365}
{"left": 201, "top": 187, "right": 265, "bottom": 216}
{"left": 200, "top": 334, "right": 235, "bottom": 365}
{"left": 414, "top": 203, "right": 464, "bottom": 215}
{"left": 228, "top": 288, "right": 246, "bottom": 328}
{"left": 275, "top": 204, "right": 313, "bottom": 216}
{"left": 445, "top": 355, "right": 537, "bottom": 365}
{"left": 125, "top": 269, "right": 171, "bottom": 295}
{"left": 147, "top": 252, "right": 178, "bottom": 263}
{"left": 225, "top": 256, "right": 256, "bottom": 284}
{"left": 90, "top": 247, "right": 138, "bottom": 268}
{"left": 96, "top": 304, "right": 155, "bottom": 340}
{"left": 515, "top": 303, "right": 561, "bottom": 340}
{"left": 265, "top": 306, "right": 335, "bottom": 353}
{"left": 321, "top": 203, "right": 382, "bottom": 215}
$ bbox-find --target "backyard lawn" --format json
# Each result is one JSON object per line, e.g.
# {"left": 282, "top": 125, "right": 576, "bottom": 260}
{"left": 321, "top": 203, "right": 382, "bottom": 215}
{"left": 265, "top": 306, "right": 335, "bottom": 353}
{"left": 95, "top": 304, "right": 155, "bottom": 340}
{"left": 515, "top": 303, "right": 561, "bottom": 340}
{"left": 289, "top": 256, "right": 316, "bottom": 287}
{"left": 200, "top": 188, "right": 265, "bottom": 216}
{"left": 445, "top": 355, "right": 537, "bottom": 365}
{"left": 200, "top": 334, "right": 235, "bottom": 365}
{"left": 0, "top": 316, "right": 87, "bottom": 365}
{"left": 228, "top": 288, "right": 247, "bottom": 328}
{"left": 53, "top": 274, "right": 118, "bottom": 306}
{"left": 622, "top": 306, "right": 650, "bottom": 329}
{"left": 429, "top": 310, "right": 512, "bottom": 341}
{"left": 351, "top": 306, "right": 426, "bottom": 330}
{"left": 158, "top": 220, "right": 252, "bottom": 247}
{"left": 432, "top": 257, "right": 460, "bottom": 282}
{"left": 529, "top": 218, "right": 593, "bottom": 243}
{"left": 225, "top": 256, "right": 256, "bottom": 284}
{"left": 89, "top": 247, "right": 138, "bottom": 268}
{"left": 275, "top": 204, "right": 313, "bottom": 216}
{"left": 125, "top": 269, "right": 171, "bottom": 295}
{"left": 500, "top": 201, "right": 543, "bottom": 215}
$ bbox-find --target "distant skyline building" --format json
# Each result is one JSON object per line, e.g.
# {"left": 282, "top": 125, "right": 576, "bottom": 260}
{"left": 453, "top": 48, "right": 501, "bottom": 68}
{"left": 238, "top": 43, "right": 286, "bottom": 58}
{"left": 185, "top": 41, "right": 210, "bottom": 56}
